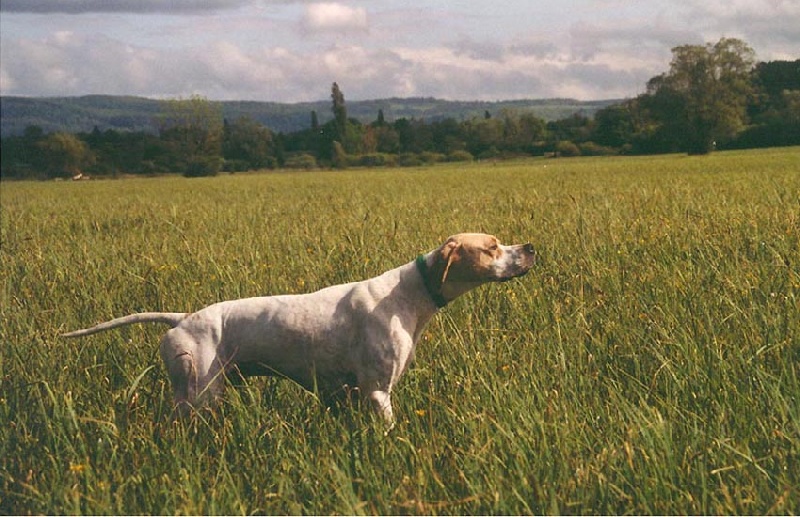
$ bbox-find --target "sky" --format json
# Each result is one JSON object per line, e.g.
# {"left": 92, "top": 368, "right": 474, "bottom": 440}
{"left": 1, "top": 0, "right": 798, "bottom": 103}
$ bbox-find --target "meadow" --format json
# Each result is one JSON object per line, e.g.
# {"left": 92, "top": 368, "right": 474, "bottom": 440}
{"left": 1, "top": 148, "right": 798, "bottom": 514}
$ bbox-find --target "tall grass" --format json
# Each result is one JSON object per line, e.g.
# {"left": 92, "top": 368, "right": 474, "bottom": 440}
{"left": 1, "top": 148, "right": 798, "bottom": 514}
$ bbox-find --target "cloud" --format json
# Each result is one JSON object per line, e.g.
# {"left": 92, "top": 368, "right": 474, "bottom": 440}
{"left": 380, "top": 46, "right": 562, "bottom": 100}
{"left": 0, "top": 26, "right": 674, "bottom": 103}
{"left": 663, "top": 0, "right": 800, "bottom": 59}
{"left": 508, "top": 41, "right": 560, "bottom": 60}
{"left": 568, "top": 22, "right": 698, "bottom": 62}
{"left": 1, "top": 0, "right": 797, "bottom": 102}
{"left": 452, "top": 38, "right": 507, "bottom": 62}
{"left": 301, "top": 3, "right": 368, "bottom": 33}
{"left": 0, "top": 0, "right": 251, "bottom": 14}
{"left": 1, "top": 32, "right": 169, "bottom": 96}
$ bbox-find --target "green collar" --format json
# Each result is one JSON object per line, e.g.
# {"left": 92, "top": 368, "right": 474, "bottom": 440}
{"left": 415, "top": 255, "right": 448, "bottom": 308}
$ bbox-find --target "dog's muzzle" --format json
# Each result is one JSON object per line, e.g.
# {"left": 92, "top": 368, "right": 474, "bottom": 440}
{"left": 497, "top": 243, "right": 536, "bottom": 281}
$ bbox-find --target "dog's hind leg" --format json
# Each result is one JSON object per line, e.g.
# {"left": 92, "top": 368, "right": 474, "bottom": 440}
{"left": 160, "top": 328, "right": 230, "bottom": 419}
{"left": 160, "top": 330, "right": 199, "bottom": 419}
{"left": 166, "top": 351, "right": 196, "bottom": 419}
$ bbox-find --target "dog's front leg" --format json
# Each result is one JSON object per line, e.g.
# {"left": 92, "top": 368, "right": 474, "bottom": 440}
{"left": 367, "top": 389, "right": 394, "bottom": 424}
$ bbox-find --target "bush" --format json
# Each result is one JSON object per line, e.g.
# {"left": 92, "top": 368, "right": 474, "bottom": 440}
{"left": 555, "top": 140, "right": 581, "bottom": 157}
{"left": 397, "top": 153, "right": 423, "bottom": 167}
{"left": 447, "top": 150, "right": 474, "bottom": 162}
{"left": 477, "top": 146, "right": 501, "bottom": 160}
{"left": 223, "top": 159, "right": 251, "bottom": 173}
{"left": 723, "top": 122, "right": 800, "bottom": 150}
{"left": 352, "top": 153, "right": 397, "bottom": 167}
{"left": 579, "top": 141, "right": 618, "bottom": 156}
{"left": 419, "top": 152, "right": 446, "bottom": 164}
{"left": 332, "top": 141, "right": 348, "bottom": 169}
{"left": 284, "top": 154, "right": 318, "bottom": 170}
{"left": 184, "top": 155, "right": 222, "bottom": 177}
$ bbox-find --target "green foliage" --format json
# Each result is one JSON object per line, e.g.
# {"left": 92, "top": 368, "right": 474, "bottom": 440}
{"left": 743, "top": 60, "right": 800, "bottom": 148}
{"left": 1, "top": 45, "right": 798, "bottom": 179}
{"left": 0, "top": 95, "right": 617, "bottom": 138}
{"left": 159, "top": 95, "right": 224, "bottom": 176}
{"left": 331, "top": 82, "right": 347, "bottom": 136}
{"left": 350, "top": 153, "right": 397, "bottom": 168}
{"left": 592, "top": 104, "right": 635, "bottom": 148}
{"left": 283, "top": 153, "right": 318, "bottom": 170}
{"left": 2, "top": 149, "right": 798, "bottom": 514}
{"left": 36, "top": 132, "right": 96, "bottom": 178}
{"left": 446, "top": 150, "right": 474, "bottom": 162}
{"left": 579, "top": 141, "right": 618, "bottom": 156}
{"left": 223, "top": 116, "right": 276, "bottom": 171}
{"left": 647, "top": 38, "right": 756, "bottom": 154}
{"left": 183, "top": 155, "right": 222, "bottom": 178}
{"left": 396, "top": 152, "right": 423, "bottom": 167}
{"left": 331, "top": 141, "right": 348, "bottom": 169}
{"left": 555, "top": 140, "right": 581, "bottom": 157}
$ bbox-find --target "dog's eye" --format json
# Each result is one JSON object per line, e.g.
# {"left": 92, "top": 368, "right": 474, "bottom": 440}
{"left": 487, "top": 244, "right": 499, "bottom": 252}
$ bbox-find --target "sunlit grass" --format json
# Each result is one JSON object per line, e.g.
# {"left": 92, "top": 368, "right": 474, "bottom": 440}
{"left": 1, "top": 148, "right": 798, "bottom": 514}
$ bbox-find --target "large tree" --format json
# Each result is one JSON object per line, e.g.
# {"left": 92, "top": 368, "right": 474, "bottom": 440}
{"left": 750, "top": 60, "right": 800, "bottom": 123}
{"left": 331, "top": 82, "right": 347, "bottom": 142}
{"left": 222, "top": 116, "right": 276, "bottom": 170}
{"left": 159, "top": 95, "right": 224, "bottom": 176}
{"left": 37, "top": 132, "right": 95, "bottom": 178}
{"left": 648, "top": 37, "right": 756, "bottom": 154}
{"left": 328, "top": 82, "right": 364, "bottom": 158}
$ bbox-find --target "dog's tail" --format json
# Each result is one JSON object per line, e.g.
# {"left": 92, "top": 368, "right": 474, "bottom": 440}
{"left": 62, "top": 312, "right": 188, "bottom": 338}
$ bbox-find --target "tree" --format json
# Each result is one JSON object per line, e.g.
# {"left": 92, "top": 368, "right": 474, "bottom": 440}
{"left": 375, "top": 109, "right": 386, "bottom": 126}
{"left": 648, "top": 37, "right": 756, "bottom": 154}
{"left": 500, "top": 111, "right": 547, "bottom": 154}
{"left": 374, "top": 125, "right": 401, "bottom": 154}
{"left": 222, "top": 116, "right": 276, "bottom": 170}
{"left": 592, "top": 104, "right": 635, "bottom": 148}
{"left": 733, "top": 59, "right": 800, "bottom": 149}
{"left": 750, "top": 60, "right": 800, "bottom": 124}
{"left": 331, "top": 82, "right": 347, "bottom": 141}
{"left": 159, "top": 95, "right": 224, "bottom": 176}
{"left": 328, "top": 82, "right": 364, "bottom": 156}
{"left": 753, "top": 60, "right": 800, "bottom": 97}
{"left": 431, "top": 118, "right": 466, "bottom": 154}
{"left": 465, "top": 117, "right": 504, "bottom": 158}
{"left": 394, "top": 118, "right": 432, "bottom": 154}
{"left": 37, "top": 132, "right": 95, "bottom": 178}
{"left": 0, "top": 126, "right": 47, "bottom": 179}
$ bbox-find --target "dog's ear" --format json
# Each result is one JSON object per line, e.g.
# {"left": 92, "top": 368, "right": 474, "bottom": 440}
{"left": 440, "top": 240, "right": 462, "bottom": 284}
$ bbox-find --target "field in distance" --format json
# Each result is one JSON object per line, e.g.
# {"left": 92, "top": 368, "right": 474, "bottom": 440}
{"left": 1, "top": 148, "right": 798, "bottom": 514}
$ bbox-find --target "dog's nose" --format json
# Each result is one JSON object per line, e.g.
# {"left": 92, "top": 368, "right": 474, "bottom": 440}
{"left": 523, "top": 243, "right": 535, "bottom": 254}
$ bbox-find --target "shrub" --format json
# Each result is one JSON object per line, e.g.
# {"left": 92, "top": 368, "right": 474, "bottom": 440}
{"left": 284, "top": 154, "right": 318, "bottom": 170}
{"left": 555, "top": 140, "right": 581, "bottom": 157}
{"left": 353, "top": 153, "right": 397, "bottom": 167}
{"left": 419, "top": 151, "right": 446, "bottom": 164}
{"left": 397, "top": 153, "right": 423, "bottom": 167}
{"left": 184, "top": 155, "right": 222, "bottom": 177}
{"left": 477, "top": 146, "right": 501, "bottom": 160}
{"left": 447, "top": 150, "right": 474, "bottom": 162}
{"left": 579, "top": 141, "right": 618, "bottom": 156}
{"left": 223, "top": 159, "right": 251, "bottom": 173}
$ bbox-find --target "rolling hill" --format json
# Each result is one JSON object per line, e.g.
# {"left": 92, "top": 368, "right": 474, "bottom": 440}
{"left": 0, "top": 95, "right": 621, "bottom": 137}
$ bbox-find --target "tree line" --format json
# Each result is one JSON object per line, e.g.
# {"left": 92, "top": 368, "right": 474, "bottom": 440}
{"left": 1, "top": 38, "right": 797, "bottom": 179}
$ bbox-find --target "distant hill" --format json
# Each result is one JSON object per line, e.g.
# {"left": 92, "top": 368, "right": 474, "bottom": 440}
{"left": 0, "top": 95, "right": 621, "bottom": 137}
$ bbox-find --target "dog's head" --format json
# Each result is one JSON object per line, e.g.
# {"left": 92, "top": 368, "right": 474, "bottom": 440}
{"left": 431, "top": 233, "right": 536, "bottom": 296}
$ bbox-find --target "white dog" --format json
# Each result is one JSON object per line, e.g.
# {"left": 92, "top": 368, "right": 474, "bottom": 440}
{"left": 64, "top": 233, "right": 535, "bottom": 422}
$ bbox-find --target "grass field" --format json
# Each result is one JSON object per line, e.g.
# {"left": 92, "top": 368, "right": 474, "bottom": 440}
{"left": 1, "top": 148, "right": 799, "bottom": 514}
